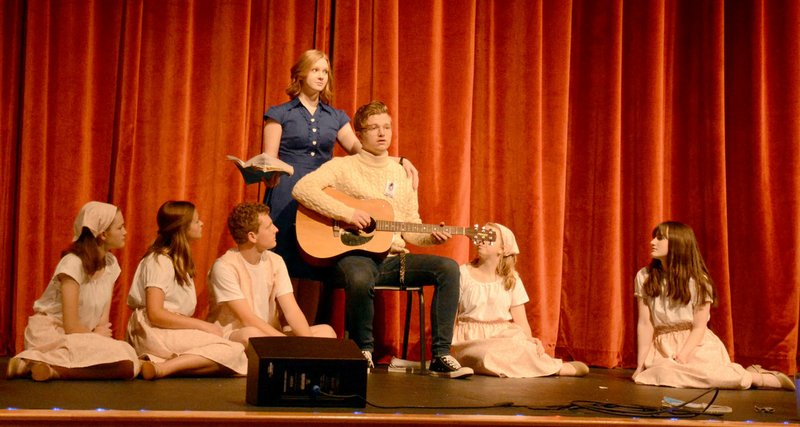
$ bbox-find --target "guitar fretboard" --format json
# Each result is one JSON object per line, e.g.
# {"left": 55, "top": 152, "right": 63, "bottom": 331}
{"left": 374, "top": 220, "right": 472, "bottom": 236}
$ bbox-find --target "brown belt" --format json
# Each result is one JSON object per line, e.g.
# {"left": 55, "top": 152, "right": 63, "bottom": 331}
{"left": 653, "top": 322, "right": 693, "bottom": 337}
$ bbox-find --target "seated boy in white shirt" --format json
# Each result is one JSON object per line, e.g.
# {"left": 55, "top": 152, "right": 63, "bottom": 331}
{"left": 207, "top": 202, "right": 335, "bottom": 345}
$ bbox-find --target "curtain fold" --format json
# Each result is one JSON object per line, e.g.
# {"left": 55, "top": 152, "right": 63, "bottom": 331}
{"left": 0, "top": 0, "right": 25, "bottom": 355}
{"left": 2, "top": 0, "right": 798, "bottom": 373}
{"left": 724, "top": 0, "right": 800, "bottom": 371}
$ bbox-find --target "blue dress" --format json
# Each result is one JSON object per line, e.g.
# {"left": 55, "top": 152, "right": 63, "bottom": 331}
{"left": 263, "top": 98, "right": 350, "bottom": 279}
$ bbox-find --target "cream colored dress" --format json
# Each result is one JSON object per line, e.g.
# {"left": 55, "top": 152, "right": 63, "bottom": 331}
{"left": 126, "top": 254, "right": 247, "bottom": 375}
{"left": 452, "top": 265, "right": 562, "bottom": 377}
{"left": 12, "top": 254, "right": 140, "bottom": 376}
{"left": 633, "top": 268, "right": 750, "bottom": 389}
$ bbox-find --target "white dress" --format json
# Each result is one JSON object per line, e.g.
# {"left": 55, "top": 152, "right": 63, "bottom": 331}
{"left": 126, "top": 254, "right": 247, "bottom": 375}
{"left": 452, "top": 265, "right": 562, "bottom": 377}
{"left": 633, "top": 268, "right": 750, "bottom": 389}
{"left": 13, "top": 254, "right": 140, "bottom": 375}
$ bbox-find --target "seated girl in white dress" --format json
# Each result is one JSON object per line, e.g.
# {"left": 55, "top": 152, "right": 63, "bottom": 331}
{"left": 7, "top": 201, "right": 140, "bottom": 381}
{"left": 126, "top": 201, "right": 247, "bottom": 380}
{"left": 452, "top": 222, "right": 589, "bottom": 378}
{"left": 633, "top": 221, "right": 793, "bottom": 390}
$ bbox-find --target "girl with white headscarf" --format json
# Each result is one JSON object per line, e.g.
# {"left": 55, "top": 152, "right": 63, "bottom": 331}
{"left": 6, "top": 201, "right": 140, "bottom": 381}
{"left": 451, "top": 222, "right": 589, "bottom": 378}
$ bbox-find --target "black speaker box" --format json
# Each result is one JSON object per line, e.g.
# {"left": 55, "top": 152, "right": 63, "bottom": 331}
{"left": 246, "top": 336, "right": 367, "bottom": 407}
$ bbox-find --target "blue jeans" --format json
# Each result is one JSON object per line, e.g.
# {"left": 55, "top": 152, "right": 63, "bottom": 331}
{"left": 331, "top": 254, "right": 460, "bottom": 357}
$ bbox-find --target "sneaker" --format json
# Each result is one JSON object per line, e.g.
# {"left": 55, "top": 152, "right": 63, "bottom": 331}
{"left": 361, "top": 350, "right": 374, "bottom": 372}
{"left": 428, "top": 355, "right": 473, "bottom": 379}
{"left": 6, "top": 357, "right": 29, "bottom": 379}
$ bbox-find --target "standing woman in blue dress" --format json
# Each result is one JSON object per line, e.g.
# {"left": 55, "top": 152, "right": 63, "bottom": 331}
{"left": 262, "top": 50, "right": 418, "bottom": 297}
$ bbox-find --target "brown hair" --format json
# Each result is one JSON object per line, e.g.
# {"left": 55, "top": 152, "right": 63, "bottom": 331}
{"left": 228, "top": 202, "right": 271, "bottom": 244}
{"left": 62, "top": 227, "right": 110, "bottom": 277}
{"left": 144, "top": 201, "right": 196, "bottom": 287}
{"left": 642, "top": 221, "right": 715, "bottom": 306}
{"left": 353, "top": 100, "right": 390, "bottom": 133}
{"left": 286, "top": 49, "right": 334, "bottom": 104}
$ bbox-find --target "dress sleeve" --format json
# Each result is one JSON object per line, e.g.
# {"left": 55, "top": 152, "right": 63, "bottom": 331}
{"left": 690, "top": 277, "right": 715, "bottom": 306}
{"left": 334, "top": 107, "right": 351, "bottom": 128}
{"left": 140, "top": 254, "right": 177, "bottom": 293}
{"left": 264, "top": 104, "right": 286, "bottom": 123}
{"left": 509, "top": 273, "right": 530, "bottom": 306}
{"left": 54, "top": 254, "right": 88, "bottom": 284}
{"left": 633, "top": 268, "right": 648, "bottom": 298}
{"left": 105, "top": 253, "right": 122, "bottom": 282}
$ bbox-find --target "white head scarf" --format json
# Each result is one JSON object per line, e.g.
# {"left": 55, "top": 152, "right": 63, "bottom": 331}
{"left": 489, "top": 222, "right": 519, "bottom": 256}
{"left": 73, "top": 201, "right": 118, "bottom": 241}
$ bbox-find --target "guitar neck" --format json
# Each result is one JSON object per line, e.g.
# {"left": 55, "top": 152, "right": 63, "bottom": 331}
{"left": 374, "top": 220, "right": 473, "bottom": 236}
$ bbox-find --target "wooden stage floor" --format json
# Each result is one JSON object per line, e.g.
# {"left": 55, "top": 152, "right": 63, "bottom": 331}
{"left": 0, "top": 357, "right": 797, "bottom": 426}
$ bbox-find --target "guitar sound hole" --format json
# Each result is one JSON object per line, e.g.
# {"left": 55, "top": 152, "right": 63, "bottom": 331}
{"left": 340, "top": 218, "right": 377, "bottom": 247}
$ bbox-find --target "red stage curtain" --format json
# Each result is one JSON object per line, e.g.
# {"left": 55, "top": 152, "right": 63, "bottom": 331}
{"left": 1, "top": 0, "right": 798, "bottom": 374}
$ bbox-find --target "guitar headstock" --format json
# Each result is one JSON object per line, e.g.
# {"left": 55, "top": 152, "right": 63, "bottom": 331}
{"left": 468, "top": 224, "right": 496, "bottom": 245}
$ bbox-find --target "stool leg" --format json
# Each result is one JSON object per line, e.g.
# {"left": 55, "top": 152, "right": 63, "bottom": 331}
{"left": 418, "top": 288, "right": 426, "bottom": 374}
{"left": 402, "top": 291, "right": 413, "bottom": 360}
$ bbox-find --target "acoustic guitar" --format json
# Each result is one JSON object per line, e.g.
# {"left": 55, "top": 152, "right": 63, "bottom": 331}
{"left": 296, "top": 188, "right": 496, "bottom": 266}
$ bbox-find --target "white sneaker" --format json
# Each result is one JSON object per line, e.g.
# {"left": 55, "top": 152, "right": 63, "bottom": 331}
{"left": 361, "top": 350, "right": 374, "bottom": 373}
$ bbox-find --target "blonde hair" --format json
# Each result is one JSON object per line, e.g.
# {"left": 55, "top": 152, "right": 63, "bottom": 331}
{"left": 470, "top": 223, "right": 518, "bottom": 290}
{"left": 642, "top": 221, "right": 715, "bottom": 306}
{"left": 286, "top": 49, "right": 333, "bottom": 104}
{"left": 144, "top": 201, "right": 196, "bottom": 287}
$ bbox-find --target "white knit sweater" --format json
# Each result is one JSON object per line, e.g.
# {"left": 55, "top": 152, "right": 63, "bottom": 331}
{"left": 292, "top": 151, "right": 437, "bottom": 254}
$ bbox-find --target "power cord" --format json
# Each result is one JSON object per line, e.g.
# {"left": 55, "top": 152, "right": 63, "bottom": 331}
{"left": 313, "top": 386, "right": 723, "bottom": 418}
{"left": 528, "top": 388, "right": 722, "bottom": 418}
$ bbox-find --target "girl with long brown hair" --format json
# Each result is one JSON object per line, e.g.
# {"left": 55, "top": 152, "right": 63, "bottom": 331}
{"left": 633, "top": 221, "right": 793, "bottom": 390}
{"left": 126, "top": 201, "right": 246, "bottom": 380}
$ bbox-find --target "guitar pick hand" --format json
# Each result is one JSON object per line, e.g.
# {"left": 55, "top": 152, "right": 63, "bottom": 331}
{"left": 349, "top": 209, "right": 373, "bottom": 229}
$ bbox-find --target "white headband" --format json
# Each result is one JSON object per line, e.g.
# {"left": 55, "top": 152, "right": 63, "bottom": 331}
{"left": 73, "top": 201, "right": 118, "bottom": 241}
{"left": 490, "top": 223, "right": 519, "bottom": 256}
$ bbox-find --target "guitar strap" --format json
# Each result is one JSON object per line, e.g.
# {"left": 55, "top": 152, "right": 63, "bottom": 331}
{"left": 399, "top": 253, "right": 407, "bottom": 287}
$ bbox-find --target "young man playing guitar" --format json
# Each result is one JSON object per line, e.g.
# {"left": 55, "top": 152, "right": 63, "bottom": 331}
{"left": 292, "top": 100, "right": 473, "bottom": 378}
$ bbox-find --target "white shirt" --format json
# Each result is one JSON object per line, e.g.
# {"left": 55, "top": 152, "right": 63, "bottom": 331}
{"left": 207, "top": 250, "right": 293, "bottom": 325}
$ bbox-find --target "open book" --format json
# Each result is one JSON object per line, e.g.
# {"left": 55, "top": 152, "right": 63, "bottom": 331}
{"left": 227, "top": 153, "right": 294, "bottom": 185}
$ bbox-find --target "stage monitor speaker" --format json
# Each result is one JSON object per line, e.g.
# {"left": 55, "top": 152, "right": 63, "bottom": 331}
{"left": 246, "top": 336, "right": 367, "bottom": 407}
